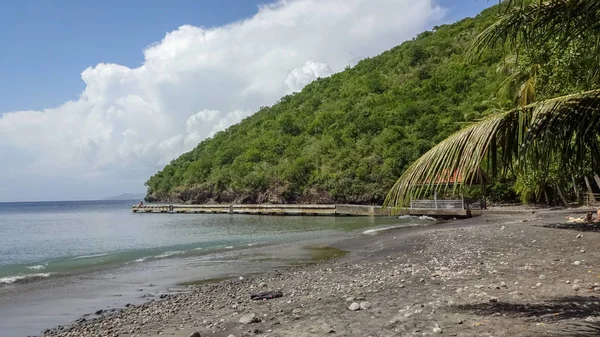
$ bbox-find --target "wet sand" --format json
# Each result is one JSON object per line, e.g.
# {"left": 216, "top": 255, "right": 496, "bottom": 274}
{"left": 42, "top": 209, "right": 600, "bottom": 337}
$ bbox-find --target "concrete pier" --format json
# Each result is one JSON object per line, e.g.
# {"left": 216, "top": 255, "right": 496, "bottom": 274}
{"left": 132, "top": 204, "right": 471, "bottom": 217}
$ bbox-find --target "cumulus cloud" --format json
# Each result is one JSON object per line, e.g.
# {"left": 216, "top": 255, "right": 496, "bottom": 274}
{"left": 0, "top": 0, "right": 446, "bottom": 201}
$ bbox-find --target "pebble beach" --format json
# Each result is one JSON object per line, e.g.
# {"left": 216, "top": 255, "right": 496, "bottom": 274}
{"left": 43, "top": 209, "right": 600, "bottom": 337}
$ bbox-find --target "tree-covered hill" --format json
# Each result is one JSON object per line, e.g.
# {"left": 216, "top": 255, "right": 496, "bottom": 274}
{"left": 145, "top": 5, "right": 509, "bottom": 205}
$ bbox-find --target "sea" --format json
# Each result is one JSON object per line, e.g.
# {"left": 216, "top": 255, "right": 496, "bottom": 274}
{"left": 0, "top": 200, "right": 434, "bottom": 336}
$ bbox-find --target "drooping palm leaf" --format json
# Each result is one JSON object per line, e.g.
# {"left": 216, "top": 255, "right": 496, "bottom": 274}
{"left": 383, "top": 89, "right": 600, "bottom": 210}
{"left": 524, "top": 88, "right": 600, "bottom": 170}
{"left": 470, "top": 0, "right": 600, "bottom": 58}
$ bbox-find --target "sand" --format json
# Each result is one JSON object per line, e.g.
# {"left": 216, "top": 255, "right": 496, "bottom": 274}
{"left": 42, "top": 209, "right": 600, "bottom": 337}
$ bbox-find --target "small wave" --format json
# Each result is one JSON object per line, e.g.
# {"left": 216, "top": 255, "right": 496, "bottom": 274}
{"left": 363, "top": 225, "right": 408, "bottom": 235}
{"left": 134, "top": 257, "right": 148, "bottom": 263}
{"left": 398, "top": 215, "right": 436, "bottom": 221}
{"left": 70, "top": 253, "right": 111, "bottom": 260}
{"left": 193, "top": 247, "right": 203, "bottom": 251}
{"left": 27, "top": 264, "right": 46, "bottom": 270}
{"left": 0, "top": 273, "right": 52, "bottom": 284}
{"left": 225, "top": 246, "right": 234, "bottom": 249}
{"left": 154, "top": 251, "right": 185, "bottom": 259}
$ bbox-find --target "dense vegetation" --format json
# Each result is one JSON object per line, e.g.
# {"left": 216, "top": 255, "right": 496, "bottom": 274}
{"left": 386, "top": 0, "right": 600, "bottom": 208}
{"left": 145, "top": 5, "right": 512, "bottom": 204}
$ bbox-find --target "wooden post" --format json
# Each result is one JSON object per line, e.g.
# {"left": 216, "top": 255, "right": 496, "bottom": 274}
{"left": 482, "top": 182, "right": 487, "bottom": 210}
{"left": 434, "top": 191, "right": 438, "bottom": 209}
{"left": 584, "top": 177, "right": 596, "bottom": 205}
{"left": 572, "top": 176, "right": 579, "bottom": 204}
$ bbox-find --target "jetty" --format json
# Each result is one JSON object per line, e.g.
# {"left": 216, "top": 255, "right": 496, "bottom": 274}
{"left": 131, "top": 204, "right": 471, "bottom": 217}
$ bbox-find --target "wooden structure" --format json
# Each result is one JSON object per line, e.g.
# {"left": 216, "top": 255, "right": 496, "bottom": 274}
{"left": 132, "top": 203, "right": 472, "bottom": 218}
{"left": 132, "top": 204, "right": 391, "bottom": 216}
{"left": 409, "top": 168, "right": 489, "bottom": 216}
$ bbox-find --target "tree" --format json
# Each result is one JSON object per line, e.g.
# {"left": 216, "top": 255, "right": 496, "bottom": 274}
{"left": 384, "top": 0, "right": 600, "bottom": 209}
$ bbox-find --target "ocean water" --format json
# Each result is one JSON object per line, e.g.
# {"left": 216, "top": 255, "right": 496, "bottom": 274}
{"left": 0, "top": 200, "right": 433, "bottom": 336}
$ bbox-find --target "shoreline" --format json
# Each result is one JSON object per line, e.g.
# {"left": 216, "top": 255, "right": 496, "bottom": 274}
{"left": 2, "top": 216, "right": 432, "bottom": 337}
{"left": 40, "top": 208, "right": 600, "bottom": 337}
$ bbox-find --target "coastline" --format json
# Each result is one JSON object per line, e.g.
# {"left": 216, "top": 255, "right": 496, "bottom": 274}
{"left": 40, "top": 208, "right": 600, "bottom": 337}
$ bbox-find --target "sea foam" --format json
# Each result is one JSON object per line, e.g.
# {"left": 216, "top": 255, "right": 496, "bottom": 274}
{"left": 398, "top": 215, "right": 436, "bottom": 221}
{"left": 26, "top": 264, "right": 46, "bottom": 270}
{"left": 154, "top": 251, "right": 185, "bottom": 259}
{"left": 0, "top": 273, "right": 52, "bottom": 284}
{"left": 363, "top": 225, "right": 409, "bottom": 235}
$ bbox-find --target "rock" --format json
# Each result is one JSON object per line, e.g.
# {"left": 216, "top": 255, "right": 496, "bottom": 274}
{"left": 189, "top": 332, "right": 201, "bottom": 337}
{"left": 239, "top": 313, "right": 260, "bottom": 324}
{"left": 346, "top": 296, "right": 355, "bottom": 302}
{"left": 258, "top": 282, "right": 267, "bottom": 288}
{"left": 321, "top": 323, "right": 335, "bottom": 333}
{"left": 360, "top": 301, "right": 372, "bottom": 310}
{"left": 573, "top": 284, "right": 581, "bottom": 291}
{"left": 95, "top": 310, "right": 104, "bottom": 315}
{"left": 565, "top": 280, "right": 571, "bottom": 284}
{"left": 433, "top": 325, "right": 443, "bottom": 334}
{"left": 348, "top": 302, "right": 361, "bottom": 311}
{"left": 539, "top": 275, "right": 546, "bottom": 280}
{"left": 577, "top": 233, "right": 583, "bottom": 238}
{"left": 489, "top": 297, "right": 498, "bottom": 303}
{"left": 500, "top": 281, "right": 507, "bottom": 288}
{"left": 228, "top": 335, "right": 236, "bottom": 337}
{"left": 574, "top": 261, "right": 582, "bottom": 266}
{"left": 239, "top": 276, "right": 244, "bottom": 281}
{"left": 292, "top": 308, "right": 302, "bottom": 314}
{"left": 580, "top": 249, "right": 586, "bottom": 253}
{"left": 574, "top": 279, "right": 582, "bottom": 284}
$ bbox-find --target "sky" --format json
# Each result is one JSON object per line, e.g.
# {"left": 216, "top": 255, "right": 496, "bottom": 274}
{"left": 0, "top": 0, "right": 494, "bottom": 202}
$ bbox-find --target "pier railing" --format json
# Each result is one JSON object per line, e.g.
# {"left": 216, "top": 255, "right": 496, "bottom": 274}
{"left": 409, "top": 199, "right": 464, "bottom": 210}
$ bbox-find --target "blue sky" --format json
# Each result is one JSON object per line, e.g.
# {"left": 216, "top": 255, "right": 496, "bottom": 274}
{"left": 0, "top": 0, "right": 495, "bottom": 201}
{"left": 0, "top": 0, "right": 493, "bottom": 114}
{"left": 0, "top": 1, "right": 266, "bottom": 112}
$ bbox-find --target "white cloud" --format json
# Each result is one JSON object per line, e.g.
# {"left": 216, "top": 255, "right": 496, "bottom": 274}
{"left": 285, "top": 60, "right": 333, "bottom": 93}
{"left": 0, "top": 0, "right": 446, "bottom": 201}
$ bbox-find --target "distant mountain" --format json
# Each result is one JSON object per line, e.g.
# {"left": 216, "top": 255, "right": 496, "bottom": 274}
{"left": 102, "top": 193, "right": 146, "bottom": 201}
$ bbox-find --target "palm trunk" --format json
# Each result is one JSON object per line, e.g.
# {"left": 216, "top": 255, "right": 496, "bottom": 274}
{"left": 556, "top": 186, "right": 568, "bottom": 207}
{"left": 543, "top": 187, "right": 550, "bottom": 206}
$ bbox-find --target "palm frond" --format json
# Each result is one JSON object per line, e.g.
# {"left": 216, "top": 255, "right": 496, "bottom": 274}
{"left": 468, "top": 0, "right": 600, "bottom": 58}
{"left": 523, "top": 88, "right": 600, "bottom": 170}
{"left": 383, "top": 111, "right": 517, "bottom": 211}
{"left": 384, "top": 88, "right": 600, "bottom": 210}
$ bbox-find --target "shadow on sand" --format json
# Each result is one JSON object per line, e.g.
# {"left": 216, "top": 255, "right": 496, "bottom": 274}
{"left": 539, "top": 223, "right": 600, "bottom": 233}
{"left": 451, "top": 296, "right": 600, "bottom": 336}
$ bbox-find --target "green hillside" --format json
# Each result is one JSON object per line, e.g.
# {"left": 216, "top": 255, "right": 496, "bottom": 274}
{"left": 145, "top": 5, "right": 509, "bottom": 204}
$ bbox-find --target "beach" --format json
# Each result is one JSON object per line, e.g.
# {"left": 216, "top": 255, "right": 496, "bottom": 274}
{"left": 0, "top": 201, "right": 434, "bottom": 336}
{"left": 39, "top": 208, "right": 600, "bottom": 337}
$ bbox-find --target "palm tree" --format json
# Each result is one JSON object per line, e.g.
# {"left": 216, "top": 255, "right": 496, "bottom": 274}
{"left": 384, "top": 0, "right": 600, "bottom": 209}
